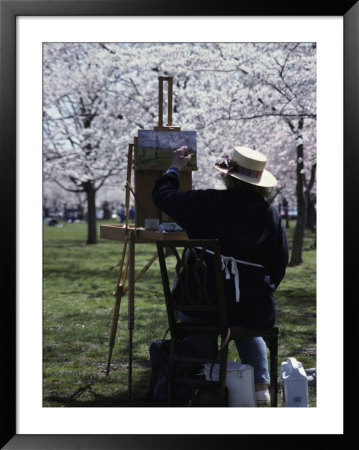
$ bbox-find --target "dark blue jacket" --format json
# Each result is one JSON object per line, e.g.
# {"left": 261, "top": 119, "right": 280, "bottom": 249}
{"left": 152, "top": 172, "right": 288, "bottom": 329}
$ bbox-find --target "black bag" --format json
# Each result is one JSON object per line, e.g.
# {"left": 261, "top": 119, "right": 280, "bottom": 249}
{"left": 146, "top": 336, "right": 204, "bottom": 406}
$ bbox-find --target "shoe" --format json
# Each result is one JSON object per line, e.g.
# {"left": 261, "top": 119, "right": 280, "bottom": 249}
{"left": 305, "top": 368, "right": 316, "bottom": 390}
{"left": 255, "top": 389, "right": 270, "bottom": 406}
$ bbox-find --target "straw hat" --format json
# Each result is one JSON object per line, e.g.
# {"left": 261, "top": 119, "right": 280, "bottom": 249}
{"left": 214, "top": 146, "right": 277, "bottom": 187}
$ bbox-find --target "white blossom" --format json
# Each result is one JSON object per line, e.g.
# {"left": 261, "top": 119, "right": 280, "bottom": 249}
{"left": 43, "top": 42, "right": 316, "bottom": 208}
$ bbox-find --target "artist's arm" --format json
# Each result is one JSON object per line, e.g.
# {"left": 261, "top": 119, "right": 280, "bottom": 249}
{"left": 152, "top": 146, "right": 194, "bottom": 230}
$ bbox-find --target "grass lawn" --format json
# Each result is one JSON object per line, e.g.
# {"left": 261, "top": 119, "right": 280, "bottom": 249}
{"left": 43, "top": 218, "right": 316, "bottom": 407}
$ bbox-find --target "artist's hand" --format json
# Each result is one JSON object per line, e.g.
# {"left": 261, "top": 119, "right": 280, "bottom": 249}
{"left": 171, "top": 146, "right": 192, "bottom": 170}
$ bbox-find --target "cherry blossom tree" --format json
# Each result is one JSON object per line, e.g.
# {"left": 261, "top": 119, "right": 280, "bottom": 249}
{"left": 43, "top": 43, "right": 157, "bottom": 243}
{"left": 141, "top": 42, "right": 316, "bottom": 265}
{"left": 43, "top": 42, "right": 316, "bottom": 261}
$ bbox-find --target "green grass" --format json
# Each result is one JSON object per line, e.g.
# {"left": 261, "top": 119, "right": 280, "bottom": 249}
{"left": 43, "top": 218, "right": 316, "bottom": 407}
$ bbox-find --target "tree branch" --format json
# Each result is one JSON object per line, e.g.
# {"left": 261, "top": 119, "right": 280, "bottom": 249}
{"left": 53, "top": 178, "right": 84, "bottom": 194}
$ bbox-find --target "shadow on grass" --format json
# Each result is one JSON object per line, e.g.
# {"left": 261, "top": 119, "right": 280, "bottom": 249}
{"left": 43, "top": 266, "right": 120, "bottom": 281}
{"left": 43, "top": 372, "right": 154, "bottom": 408}
{"left": 43, "top": 239, "right": 90, "bottom": 248}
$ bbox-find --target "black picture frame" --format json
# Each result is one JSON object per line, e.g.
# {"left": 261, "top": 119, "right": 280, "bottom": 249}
{"left": 1, "top": 0, "right": 357, "bottom": 448}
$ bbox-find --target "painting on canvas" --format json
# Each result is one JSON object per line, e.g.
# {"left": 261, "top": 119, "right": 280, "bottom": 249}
{"left": 137, "top": 130, "right": 197, "bottom": 169}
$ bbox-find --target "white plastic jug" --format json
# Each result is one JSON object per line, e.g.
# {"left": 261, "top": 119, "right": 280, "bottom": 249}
{"left": 280, "top": 357, "right": 309, "bottom": 407}
{"left": 203, "top": 361, "right": 256, "bottom": 407}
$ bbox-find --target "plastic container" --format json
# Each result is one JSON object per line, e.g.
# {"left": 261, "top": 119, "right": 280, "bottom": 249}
{"left": 203, "top": 361, "right": 256, "bottom": 407}
{"left": 280, "top": 357, "right": 309, "bottom": 407}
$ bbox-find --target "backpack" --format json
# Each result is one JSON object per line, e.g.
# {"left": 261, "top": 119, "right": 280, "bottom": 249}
{"left": 146, "top": 334, "right": 205, "bottom": 406}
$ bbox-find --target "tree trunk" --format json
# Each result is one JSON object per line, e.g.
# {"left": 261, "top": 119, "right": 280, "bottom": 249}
{"left": 85, "top": 182, "right": 97, "bottom": 244}
{"left": 306, "top": 193, "right": 316, "bottom": 232}
{"left": 305, "top": 162, "right": 317, "bottom": 232}
{"left": 289, "top": 118, "right": 306, "bottom": 266}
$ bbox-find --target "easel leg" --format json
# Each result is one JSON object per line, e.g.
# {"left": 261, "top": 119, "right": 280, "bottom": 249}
{"left": 106, "top": 240, "right": 129, "bottom": 376}
{"left": 105, "top": 143, "right": 133, "bottom": 377}
{"left": 127, "top": 231, "right": 135, "bottom": 400}
{"left": 106, "top": 284, "right": 124, "bottom": 376}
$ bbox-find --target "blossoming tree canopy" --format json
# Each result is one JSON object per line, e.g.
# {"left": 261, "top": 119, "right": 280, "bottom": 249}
{"left": 43, "top": 42, "right": 316, "bottom": 254}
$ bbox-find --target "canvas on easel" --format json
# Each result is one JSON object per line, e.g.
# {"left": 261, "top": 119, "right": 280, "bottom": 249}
{"left": 137, "top": 130, "right": 197, "bottom": 170}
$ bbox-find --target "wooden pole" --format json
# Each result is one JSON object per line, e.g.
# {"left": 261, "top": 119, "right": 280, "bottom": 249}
{"left": 125, "top": 143, "right": 133, "bottom": 229}
{"left": 154, "top": 76, "right": 180, "bottom": 131}
{"left": 158, "top": 77, "right": 163, "bottom": 128}
{"left": 117, "top": 241, "right": 128, "bottom": 284}
{"left": 168, "top": 76, "right": 173, "bottom": 126}
{"left": 105, "top": 144, "right": 133, "bottom": 376}
{"left": 127, "top": 231, "right": 136, "bottom": 400}
{"left": 105, "top": 284, "right": 124, "bottom": 376}
{"left": 123, "top": 253, "right": 158, "bottom": 296}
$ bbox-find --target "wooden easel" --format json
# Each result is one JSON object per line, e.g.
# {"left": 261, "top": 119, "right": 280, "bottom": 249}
{"left": 102, "top": 76, "right": 192, "bottom": 399}
{"left": 154, "top": 76, "right": 180, "bottom": 131}
{"left": 104, "top": 143, "right": 159, "bottom": 393}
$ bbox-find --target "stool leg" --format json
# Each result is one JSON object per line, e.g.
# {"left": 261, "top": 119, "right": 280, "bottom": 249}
{"left": 268, "top": 335, "right": 278, "bottom": 407}
{"left": 167, "top": 339, "right": 175, "bottom": 406}
{"left": 218, "top": 346, "right": 228, "bottom": 407}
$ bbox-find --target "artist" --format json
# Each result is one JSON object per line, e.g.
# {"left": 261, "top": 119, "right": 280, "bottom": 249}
{"left": 152, "top": 145, "right": 288, "bottom": 405}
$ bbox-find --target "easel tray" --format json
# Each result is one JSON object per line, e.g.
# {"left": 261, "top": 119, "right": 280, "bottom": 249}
{"left": 100, "top": 224, "right": 188, "bottom": 243}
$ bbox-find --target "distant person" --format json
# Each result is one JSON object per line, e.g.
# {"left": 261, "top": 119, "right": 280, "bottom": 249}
{"left": 129, "top": 205, "right": 135, "bottom": 221}
{"left": 117, "top": 205, "right": 124, "bottom": 223}
{"left": 153, "top": 145, "right": 288, "bottom": 406}
{"left": 120, "top": 204, "right": 126, "bottom": 224}
{"left": 282, "top": 197, "right": 289, "bottom": 229}
{"left": 47, "top": 218, "right": 58, "bottom": 226}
